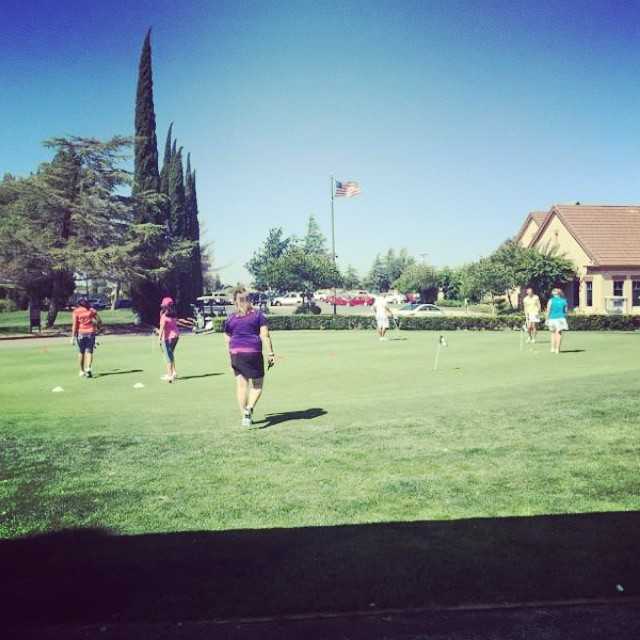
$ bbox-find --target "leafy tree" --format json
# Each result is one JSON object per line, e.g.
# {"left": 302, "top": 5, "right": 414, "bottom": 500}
{"left": 438, "top": 266, "right": 464, "bottom": 300}
{"left": 384, "top": 248, "right": 415, "bottom": 284}
{"left": 303, "top": 214, "right": 328, "bottom": 255}
{"left": 342, "top": 264, "right": 361, "bottom": 290}
{"left": 265, "top": 245, "right": 342, "bottom": 299}
{"left": 245, "top": 227, "right": 291, "bottom": 290}
{"left": 393, "top": 263, "right": 439, "bottom": 303}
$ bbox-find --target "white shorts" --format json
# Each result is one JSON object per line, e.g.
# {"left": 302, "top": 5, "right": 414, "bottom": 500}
{"left": 376, "top": 315, "right": 390, "bottom": 330}
{"left": 526, "top": 313, "right": 540, "bottom": 324}
{"left": 547, "top": 318, "right": 568, "bottom": 332}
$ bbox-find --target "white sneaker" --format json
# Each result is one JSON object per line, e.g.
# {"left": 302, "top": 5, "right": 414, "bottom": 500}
{"left": 241, "top": 408, "right": 253, "bottom": 427}
{"left": 78, "top": 371, "right": 86, "bottom": 377}
{"left": 161, "top": 374, "right": 171, "bottom": 381}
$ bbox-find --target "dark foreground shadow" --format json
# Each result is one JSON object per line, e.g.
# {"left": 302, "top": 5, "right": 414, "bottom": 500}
{"left": 96, "top": 369, "right": 143, "bottom": 378}
{"left": 0, "top": 511, "right": 638, "bottom": 629}
{"left": 561, "top": 349, "right": 586, "bottom": 354}
{"left": 178, "top": 372, "right": 223, "bottom": 381}
{"left": 254, "top": 407, "right": 327, "bottom": 429}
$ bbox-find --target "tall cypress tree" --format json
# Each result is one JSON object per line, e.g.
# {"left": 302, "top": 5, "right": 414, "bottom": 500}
{"left": 185, "top": 154, "right": 203, "bottom": 298}
{"left": 133, "top": 29, "right": 160, "bottom": 203}
{"left": 168, "top": 147, "right": 191, "bottom": 314}
{"left": 131, "top": 29, "right": 162, "bottom": 325}
{"left": 159, "top": 122, "right": 173, "bottom": 197}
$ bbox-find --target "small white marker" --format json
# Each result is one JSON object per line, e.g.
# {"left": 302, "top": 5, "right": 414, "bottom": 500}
{"left": 133, "top": 382, "right": 145, "bottom": 389}
{"left": 616, "top": 584, "right": 624, "bottom": 592}
{"left": 52, "top": 386, "right": 64, "bottom": 393}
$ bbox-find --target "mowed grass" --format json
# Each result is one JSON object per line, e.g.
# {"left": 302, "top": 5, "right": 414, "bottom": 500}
{"left": 1, "top": 329, "right": 639, "bottom": 539}
{"left": 0, "top": 309, "right": 136, "bottom": 334}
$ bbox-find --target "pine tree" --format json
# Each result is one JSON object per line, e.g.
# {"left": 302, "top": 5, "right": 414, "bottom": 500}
{"left": 133, "top": 29, "right": 160, "bottom": 204}
{"left": 304, "top": 214, "right": 328, "bottom": 255}
{"left": 342, "top": 265, "right": 361, "bottom": 290}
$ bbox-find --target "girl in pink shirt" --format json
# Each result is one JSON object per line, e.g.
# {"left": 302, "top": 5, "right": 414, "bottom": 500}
{"left": 158, "top": 297, "right": 180, "bottom": 382}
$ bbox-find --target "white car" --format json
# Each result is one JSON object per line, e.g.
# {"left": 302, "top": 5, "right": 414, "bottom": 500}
{"left": 272, "top": 293, "right": 303, "bottom": 306}
{"left": 394, "top": 303, "right": 443, "bottom": 317}
{"left": 384, "top": 293, "right": 406, "bottom": 305}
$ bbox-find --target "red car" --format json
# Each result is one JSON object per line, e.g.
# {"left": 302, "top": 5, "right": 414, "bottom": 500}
{"left": 326, "top": 295, "right": 350, "bottom": 306}
{"left": 348, "top": 294, "right": 375, "bottom": 306}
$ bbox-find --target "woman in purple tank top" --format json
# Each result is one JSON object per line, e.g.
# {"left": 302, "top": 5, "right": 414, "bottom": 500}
{"left": 224, "top": 288, "right": 276, "bottom": 427}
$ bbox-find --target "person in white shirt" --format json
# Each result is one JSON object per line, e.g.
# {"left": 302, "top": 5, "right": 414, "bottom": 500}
{"left": 373, "top": 296, "right": 392, "bottom": 341}
{"left": 522, "top": 287, "right": 542, "bottom": 343}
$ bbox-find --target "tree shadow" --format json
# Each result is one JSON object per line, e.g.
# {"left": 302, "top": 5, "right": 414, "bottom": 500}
{"left": 253, "top": 407, "right": 327, "bottom": 429}
{"left": 96, "top": 369, "right": 143, "bottom": 378}
{"left": 1, "top": 511, "right": 638, "bottom": 632}
{"left": 178, "top": 373, "right": 224, "bottom": 381}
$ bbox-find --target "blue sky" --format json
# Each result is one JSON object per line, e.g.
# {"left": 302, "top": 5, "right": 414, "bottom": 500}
{"left": 2, "top": 0, "right": 640, "bottom": 284}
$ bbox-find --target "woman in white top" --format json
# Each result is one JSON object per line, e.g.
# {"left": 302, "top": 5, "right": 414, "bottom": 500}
{"left": 373, "top": 296, "right": 392, "bottom": 341}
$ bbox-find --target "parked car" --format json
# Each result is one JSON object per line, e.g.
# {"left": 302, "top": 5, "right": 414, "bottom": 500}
{"left": 348, "top": 294, "right": 375, "bottom": 306}
{"left": 195, "top": 295, "right": 229, "bottom": 317}
{"left": 88, "top": 297, "right": 108, "bottom": 310}
{"left": 394, "top": 303, "right": 443, "bottom": 317}
{"left": 384, "top": 293, "right": 407, "bottom": 305}
{"left": 325, "top": 294, "right": 350, "bottom": 306}
{"left": 272, "top": 293, "right": 303, "bottom": 306}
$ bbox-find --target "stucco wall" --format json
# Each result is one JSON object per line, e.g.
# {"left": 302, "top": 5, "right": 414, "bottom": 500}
{"left": 518, "top": 220, "right": 540, "bottom": 248}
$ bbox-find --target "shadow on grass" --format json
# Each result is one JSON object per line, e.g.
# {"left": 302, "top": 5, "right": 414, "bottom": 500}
{"left": 96, "top": 369, "right": 144, "bottom": 378}
{"left": 178, "top": 372, "right": 224, "bottom": 381}
{"left": 254, "top": 407, "right": 327, "bottom": 429}
{"left": 1, "top": 511, "right": 638, "bottom": 628}
{"left": 561, "top": 349, "right": 586, "bottom": 354}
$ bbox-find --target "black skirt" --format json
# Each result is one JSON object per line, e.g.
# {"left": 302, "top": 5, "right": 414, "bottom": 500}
{"left": 231, "top": 352, "right": 265, "bottom": 379}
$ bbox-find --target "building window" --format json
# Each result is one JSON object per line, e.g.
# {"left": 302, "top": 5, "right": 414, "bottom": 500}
{"left": 586, "top": 281, "right": 593, "bottom": 307}
{"left": 633, "top": 281, "right": 640, "bottom": 306}
{"left": 613, "top": 280, "right": 624, "bottom": 297}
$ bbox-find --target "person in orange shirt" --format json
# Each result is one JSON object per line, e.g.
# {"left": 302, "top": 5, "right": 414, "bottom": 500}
{"left": 71, "top": 298, "right": 103, "bottom": 378}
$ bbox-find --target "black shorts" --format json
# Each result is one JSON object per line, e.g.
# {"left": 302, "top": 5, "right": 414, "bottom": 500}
{"left": 77, "top": 334, "right": 95, "bottom": 354}
{"left": 231, "top": 353, "right": 264, "bottom": 379}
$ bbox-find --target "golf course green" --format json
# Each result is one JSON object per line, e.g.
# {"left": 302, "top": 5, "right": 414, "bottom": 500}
{"left": 2, "top": 329, "right": 639, "bottom": 538}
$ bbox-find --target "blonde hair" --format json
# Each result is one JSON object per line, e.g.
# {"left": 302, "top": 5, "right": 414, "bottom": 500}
{"left": 233, "top": 288, "right": 253, "bottom": 316}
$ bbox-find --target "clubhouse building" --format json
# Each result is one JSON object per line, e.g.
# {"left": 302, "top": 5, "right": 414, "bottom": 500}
{"left": 515, "top": 204, "right": 640, "bottom": 315}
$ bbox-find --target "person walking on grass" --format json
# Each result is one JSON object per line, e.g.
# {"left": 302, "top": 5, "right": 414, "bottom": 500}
{"left": 71, "top": 298, "right": 102, "bottom": 378}
{"left": 373, "top": 295, "right": 392, "bottom": 341}
{"left": 158, "top": 297, "right": 180, "bottom": 383}
{"left": 224, "top": 288, "right": 275, "bottom": 427}
{"left": 546, "top": 288, "right": 568, "bottom": 354}
{"left": 522, "top": 286, "right": 542, "bottom": 343}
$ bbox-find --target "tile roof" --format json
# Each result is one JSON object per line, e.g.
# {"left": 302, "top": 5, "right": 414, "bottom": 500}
{"left": 532, "top": 204, "right": 640, "bottom": 266}
{"left": 515, "top": 211, "right": 549, "bottom": 243}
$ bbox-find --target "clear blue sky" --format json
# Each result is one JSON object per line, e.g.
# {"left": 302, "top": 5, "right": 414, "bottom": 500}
{"left": 2, "top": 0, "right": 640, "bottom": 284}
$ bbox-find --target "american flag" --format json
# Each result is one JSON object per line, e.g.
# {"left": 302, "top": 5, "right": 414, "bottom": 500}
{"left": 335, "top": 180, "right": 361, "bottom": 198}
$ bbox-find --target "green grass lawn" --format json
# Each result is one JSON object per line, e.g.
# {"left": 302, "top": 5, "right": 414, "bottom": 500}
{"left": 0, "top": 308, "right": 136, "bottom": 334}
{"left": 1, "top": 329, "right": 639, "bottom": 624}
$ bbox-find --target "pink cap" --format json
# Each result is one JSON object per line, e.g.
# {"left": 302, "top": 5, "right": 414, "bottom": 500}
{"left": 161, "top": 296, "right": 174, "bottom": 306}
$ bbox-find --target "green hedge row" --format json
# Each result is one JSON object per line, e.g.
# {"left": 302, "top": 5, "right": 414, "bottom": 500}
{"left": 211, "top": 314, "right": 640, "bottom": 332}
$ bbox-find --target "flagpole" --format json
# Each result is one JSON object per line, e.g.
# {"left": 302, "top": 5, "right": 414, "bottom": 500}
{"left": 330, "top": 176, "right": 337, "bottom": 316}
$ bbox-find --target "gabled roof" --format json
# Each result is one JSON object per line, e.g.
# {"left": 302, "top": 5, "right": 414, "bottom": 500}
{"left": 529, "top": 204, "right": 640, "bottom": 266}
{"left": 514, "top": 211, "right": 549, "bottom": 244}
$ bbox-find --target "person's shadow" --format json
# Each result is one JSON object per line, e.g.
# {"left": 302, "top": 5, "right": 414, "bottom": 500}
{"left": 96, "top": 369, "right": 143, "bottom": 378}
{"left": 254, "top": 408, "right": 327, "bottom": 429}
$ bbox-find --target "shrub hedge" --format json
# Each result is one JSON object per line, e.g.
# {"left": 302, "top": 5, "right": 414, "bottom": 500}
{"left": 211, "top": 313, "right": 640, "bottom": 332}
